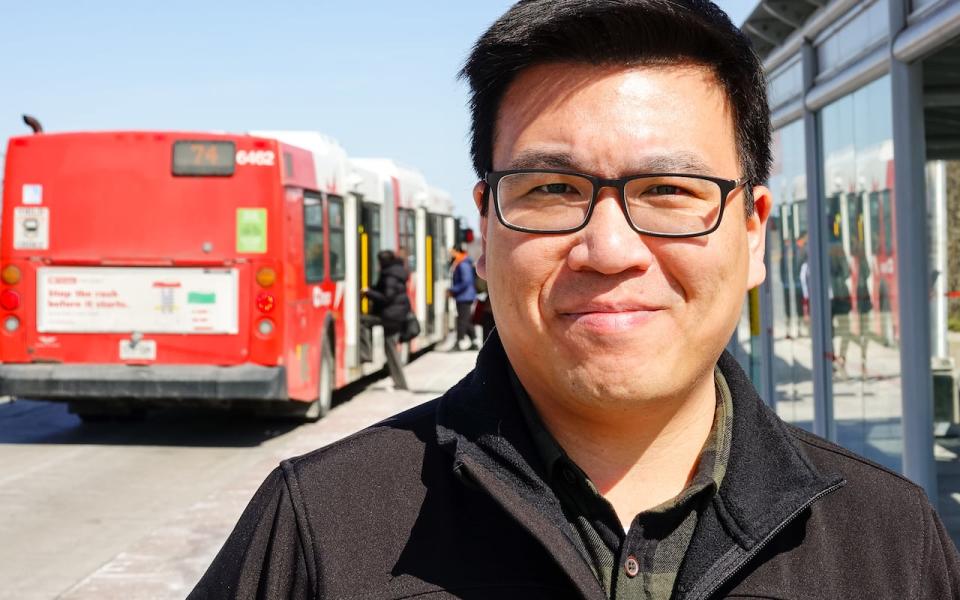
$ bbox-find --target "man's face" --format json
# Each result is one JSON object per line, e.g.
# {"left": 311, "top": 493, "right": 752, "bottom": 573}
{"left": 474, "top": 62, "right": 770, "bottom": 411}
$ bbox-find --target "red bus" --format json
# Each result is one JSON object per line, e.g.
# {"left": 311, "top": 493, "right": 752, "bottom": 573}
{"left": 0, "top": 129, "right": 454, "bottom": 420}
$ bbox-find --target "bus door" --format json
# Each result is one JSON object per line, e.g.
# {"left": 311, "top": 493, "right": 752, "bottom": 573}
{"left": 357, "top": 201, "right": 383, "bottom": 369}
{"left": 360, "top": 202, "right": 382, "bottom": 317}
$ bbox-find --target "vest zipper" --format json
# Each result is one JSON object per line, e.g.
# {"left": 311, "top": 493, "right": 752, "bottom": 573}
{"left": 686, "top": 480, "right": 846, "bottom": 600}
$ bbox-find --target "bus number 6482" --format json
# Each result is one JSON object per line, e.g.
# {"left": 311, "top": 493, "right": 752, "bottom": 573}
{"left": 236, "top": 150, "right": 275, "bottom": 167}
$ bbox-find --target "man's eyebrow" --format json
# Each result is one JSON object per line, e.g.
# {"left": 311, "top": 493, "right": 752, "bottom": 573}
{"left": 502, "top": 150, "right": 719, "bottom": 175}
{"left": 504, "top": 151, "right": 579, "bottom": 170}
{"left": 634, "top": 153, "right": 716, "bottom": 175}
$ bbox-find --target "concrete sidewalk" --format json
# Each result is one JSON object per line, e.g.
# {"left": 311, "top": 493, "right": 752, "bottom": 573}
{"left": 55, "top": 348, "right": 479, "bottom": 600}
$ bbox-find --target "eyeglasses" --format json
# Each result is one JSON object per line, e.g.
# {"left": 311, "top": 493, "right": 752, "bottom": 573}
{"left": 484, "top": 169, "right": 750, "bottom": 238}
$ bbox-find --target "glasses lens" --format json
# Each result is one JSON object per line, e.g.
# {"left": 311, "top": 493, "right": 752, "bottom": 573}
{"left": 497, "top": 172, "right": 593, "bottom": 231}
{"left": 624, "top": 176, "right": 723, "bottom": 235}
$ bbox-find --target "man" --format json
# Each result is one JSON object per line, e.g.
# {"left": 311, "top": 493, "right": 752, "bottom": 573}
{"left": 190, "top": 1, "right": 960, "bottom": 598}
{"left": 448, "top": 245, "right": 479, "bottom": 350}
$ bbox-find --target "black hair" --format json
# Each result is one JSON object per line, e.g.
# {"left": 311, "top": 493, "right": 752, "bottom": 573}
{"left": 460, "top": 0, "right": 771, "bottom": 217}
{"left": 377, "top": 249, "right": 396, "bottom": 266}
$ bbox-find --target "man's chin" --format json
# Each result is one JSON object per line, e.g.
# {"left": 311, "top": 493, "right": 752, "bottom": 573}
{"left": 557, "top": 338, "right": 681, "bottom": 380}
{"left": 559, "top": 366, "right": 685, "bottom": 409}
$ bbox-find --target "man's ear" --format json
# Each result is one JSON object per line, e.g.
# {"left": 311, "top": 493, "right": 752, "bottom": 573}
{"left": 746, "top": 185, "right": 772, "bottom": 289}
{"left": 473, "top": 181, "right": 490, "bottom": 279}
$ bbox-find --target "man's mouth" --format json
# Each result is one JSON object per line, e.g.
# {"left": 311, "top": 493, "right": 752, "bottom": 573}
{"left": 557, "top": 302, "right": 666, "bottom": 332}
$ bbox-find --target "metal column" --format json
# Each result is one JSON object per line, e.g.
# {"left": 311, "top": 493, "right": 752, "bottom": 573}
{"left": 889, "top": 0, "right": 937, "bottom": 501}
{"left": 801, "top": 42, "right": 836, "bottom": 441}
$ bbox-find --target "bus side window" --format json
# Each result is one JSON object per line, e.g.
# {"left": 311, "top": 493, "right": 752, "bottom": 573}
{"left": 304, "top": 194, "right": 325, "bottom": 282}
{"left": 328, "top": 195, "right": 346, "bottom": 281}
{"left": 399, "top": 208, "right": 416, "bottom": 271}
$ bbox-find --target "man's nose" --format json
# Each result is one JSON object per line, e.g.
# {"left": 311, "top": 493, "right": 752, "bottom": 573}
{"left": 566, "top": 187, "right": 654, "bottom": 274}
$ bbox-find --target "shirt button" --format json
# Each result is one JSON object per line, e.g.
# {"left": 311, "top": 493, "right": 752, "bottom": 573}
{"left": 624, "top": 556, "right": 640, "bottom": 578}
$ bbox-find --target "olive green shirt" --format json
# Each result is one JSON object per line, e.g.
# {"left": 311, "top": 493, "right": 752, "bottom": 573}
{"left": 511, "top": 367, "right": 734, "bottom": 600}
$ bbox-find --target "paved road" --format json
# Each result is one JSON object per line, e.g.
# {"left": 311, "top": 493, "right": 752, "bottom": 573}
{"left": 0, "top": 347, "right": 478, "bottom": 600}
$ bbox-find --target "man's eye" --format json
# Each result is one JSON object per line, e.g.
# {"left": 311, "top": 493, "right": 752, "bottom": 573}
{"left": 534, "top": 183, "right": 576, "bottom": 194}
{"left": 646, "top": 185, "right": 686, "bottom": 195}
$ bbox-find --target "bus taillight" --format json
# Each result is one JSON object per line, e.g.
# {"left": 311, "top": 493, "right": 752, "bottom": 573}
{"left": 256, "top": 292, "right": 276, "bottom": 313}
{"left": 256, "top": 267, "right": 276, "bottom": 288}
{"left": 0, "top": 290, "right": 20, "bottom": 311}
{"left": 1, "top": 265, "right": 21, "bottom": 285}
{"left": 3, "top": 316, "right": 19, "bottom": 332}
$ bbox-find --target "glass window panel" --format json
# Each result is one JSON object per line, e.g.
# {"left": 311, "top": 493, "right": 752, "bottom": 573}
{"left": 768, "top": 119, "right": 813, "bottom": 429}
{"left": 927, "top": 161, "right": 960, "bottom": 433}
{"left": 328, "top": 196, "right": 346, "bottom": 281}
{"left": 768, "top": 59, "right": 804, "bottom": 110}
{"left": 362, "top": 202, "right": 382, "bottom": 286}
{"left": 431, "top": 214, "right": 447, "bottom": 285}
{"left": 820, "top": 75, "right": 902, "bottom": 472}
{"left": 738, "top": 288, "right": 764, "bottom": 390}
{"left": 398, "top": 208, "right": 417, "bottom": 271}
{"left": 304, "top": 195, "right": 325, "bottom": 283}
{"left": 816, "top": 0, "right": 889, "bottom": 76}
{"left": 732, "top": 296, "right": 753, "bottom": 383}
{"left": 913, "top": 0, "right": 944, "bottom": 12}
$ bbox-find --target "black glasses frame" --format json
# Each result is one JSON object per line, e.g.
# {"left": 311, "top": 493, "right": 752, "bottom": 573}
{"left": 484, "top": 168, "right": 750, "bottom": 238}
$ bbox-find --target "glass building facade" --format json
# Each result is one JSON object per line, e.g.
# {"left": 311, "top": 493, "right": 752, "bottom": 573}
{"left": 739, "top": 0, "right": 960, "bottom": 528}
{"left": 820, "top": 76, "right": 902, "bottom": 469}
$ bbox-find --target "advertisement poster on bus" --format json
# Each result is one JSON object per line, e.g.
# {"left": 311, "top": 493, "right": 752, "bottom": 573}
{"left": 37, "top": 267, "right": 239, "bottom": 334}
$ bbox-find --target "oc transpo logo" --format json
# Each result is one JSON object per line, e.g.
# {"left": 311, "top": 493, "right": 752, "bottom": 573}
{"left": 312, "top": 286, "right": 333, "bottom": 308}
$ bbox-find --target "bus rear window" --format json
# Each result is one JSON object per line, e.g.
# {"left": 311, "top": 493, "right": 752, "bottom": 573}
{"left": 172, "top": 140, "right": 236, "bottom": 176}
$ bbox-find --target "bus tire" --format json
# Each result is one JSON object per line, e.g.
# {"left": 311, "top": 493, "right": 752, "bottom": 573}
{"left": 307, "top": 340, "right": 334, "bottom": 421}
{"left": 272, "top": 341, "right": 333, "bottom": 422}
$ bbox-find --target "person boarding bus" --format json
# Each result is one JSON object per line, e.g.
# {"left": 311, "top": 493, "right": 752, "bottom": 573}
{"left": 361, "top": 250, "right": 410, "bottom": 390}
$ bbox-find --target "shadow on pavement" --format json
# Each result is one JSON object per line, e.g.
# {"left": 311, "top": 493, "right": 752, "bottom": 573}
{"left": 0, "top": 398, "right": 300, "bottom": 447}
{"left": 0, "top": 343, "right": 449, "bottom": 448}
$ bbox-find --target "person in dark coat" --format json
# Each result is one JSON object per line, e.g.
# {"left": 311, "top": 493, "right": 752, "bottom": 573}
{"left": 447, "top": 245, "right": 478, "bottom": 350}
{"left": 361, "top": 250, "right": 409, "bottom": 390}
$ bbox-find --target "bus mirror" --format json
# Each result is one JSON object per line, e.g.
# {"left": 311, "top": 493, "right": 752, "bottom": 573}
{"left": 22, "top": 114, "right": 43, "bottom": 134}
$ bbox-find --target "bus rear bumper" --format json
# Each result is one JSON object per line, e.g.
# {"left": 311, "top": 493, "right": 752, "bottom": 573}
{"left": 0, "top": 363, "right": 288, "bottom": 401}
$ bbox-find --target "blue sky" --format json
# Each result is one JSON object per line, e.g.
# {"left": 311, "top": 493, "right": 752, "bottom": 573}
{"left": 0, "top": 1, "right": 757, "bottom": 227}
